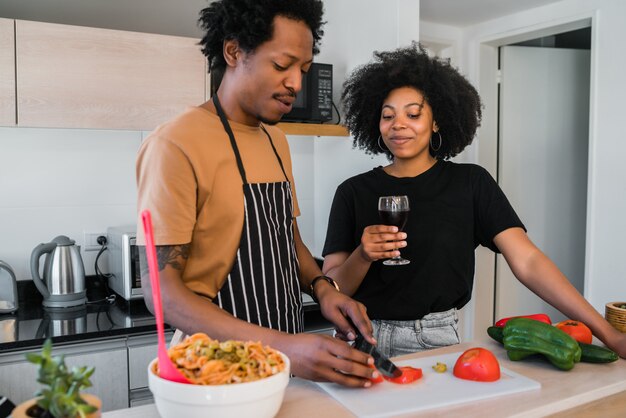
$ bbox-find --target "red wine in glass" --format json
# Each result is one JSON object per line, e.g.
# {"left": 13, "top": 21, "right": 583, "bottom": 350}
{"left": 378, "top": 196, "right": 410, "bottom": 266}
{"left": 378, "top": 210, "right": 409, "bottom": 231}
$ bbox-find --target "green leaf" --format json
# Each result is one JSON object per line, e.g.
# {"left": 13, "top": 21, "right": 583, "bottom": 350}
{"left": 24, "top": 338, "right": 98, "bottom": 418}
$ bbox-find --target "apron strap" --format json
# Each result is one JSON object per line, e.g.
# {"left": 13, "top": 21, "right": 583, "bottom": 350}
{"left": 212, "top": 95, "right": 248, "bottom": 184}
{"left": 260, "top": 125, "right": 289, "bottom": 182}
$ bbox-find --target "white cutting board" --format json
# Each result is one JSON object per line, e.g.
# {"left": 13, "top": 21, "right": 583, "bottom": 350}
{"left": 316, "top": 351, "right": 540, "bottom": 418}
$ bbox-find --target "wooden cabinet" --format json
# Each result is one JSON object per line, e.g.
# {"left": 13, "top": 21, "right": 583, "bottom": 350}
{"left": 4, "top": 18, "right": 345, "bottom": 137}
{"left": 0, "top": 338, "right": 129, "bottom": 412}
{"left": 0, "top": 18, "right": 16, "bottom": 126}
{"left": 15, "top": 20, "right": 206, "bottom": 130}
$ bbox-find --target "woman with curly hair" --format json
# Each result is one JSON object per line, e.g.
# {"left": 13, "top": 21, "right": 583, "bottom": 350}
{"left": 137, "top": 0, "right": 379, "bottom": 388}
{"left": 323, "top": 43, "right": 626, "bottom": 359}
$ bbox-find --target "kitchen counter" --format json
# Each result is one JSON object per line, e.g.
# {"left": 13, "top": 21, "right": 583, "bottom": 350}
{"left": 0, "top": 296, "right": 161, "bottom": 351}
{"left": 102, "top": 339, "right": 626, "bottom": 418}
{"left": 0, "top": 280, "right": 330, "bottom": 352}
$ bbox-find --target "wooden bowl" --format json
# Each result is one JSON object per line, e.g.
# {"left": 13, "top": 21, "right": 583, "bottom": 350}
{"left": 605, "top": 302, "right": 626, "bottom": 333}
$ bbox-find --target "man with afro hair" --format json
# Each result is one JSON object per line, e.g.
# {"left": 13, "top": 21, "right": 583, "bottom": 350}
{"left": 136, "top": 0, "right": 378, "bottom": 387}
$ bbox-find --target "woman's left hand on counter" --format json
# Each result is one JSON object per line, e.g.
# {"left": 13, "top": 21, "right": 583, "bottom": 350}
{"left": 604, "top": 329, "right": 626, "bottom": 359}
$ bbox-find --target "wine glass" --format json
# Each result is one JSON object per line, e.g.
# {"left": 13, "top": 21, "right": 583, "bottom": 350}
{"left": 378, "top": 196, "right": 410, "bottom": 266}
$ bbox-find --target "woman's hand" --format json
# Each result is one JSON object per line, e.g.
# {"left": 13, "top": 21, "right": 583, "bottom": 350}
{"left": 359, "top": 225, "right": 407, "bottom": 262}
{"left": 602, "top": 328, "right": 626, "bottom": 359}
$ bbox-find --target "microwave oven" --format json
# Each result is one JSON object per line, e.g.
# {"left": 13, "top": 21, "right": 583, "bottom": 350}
{"left": 209, "top": 62, "right": 333, "bottom": 123}
{"left": 281, "top": 62, "right": 333, "bottom": 123}
{"left": 107, "top": 226, "right": 142, "bottom": 300}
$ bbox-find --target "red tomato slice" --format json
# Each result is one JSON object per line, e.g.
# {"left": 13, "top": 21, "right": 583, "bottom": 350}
{"left": 453, "top": 347, "right": 500, "bottom": 382}
{"left": 383, "top": 366, "right": 423, "bottom": 384}
{"left": 555, "top": 320, "right": 593, "bottom": 344}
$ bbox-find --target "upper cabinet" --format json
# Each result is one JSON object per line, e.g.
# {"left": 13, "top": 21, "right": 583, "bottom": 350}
{"left": 0, "top": 18, "right": 16, "bottom": 126}
{"left": 2, "top": 19, "right": 345, "bottom": 136}
{"left": 15, "top": 20, "right": 206, "bottom": 130}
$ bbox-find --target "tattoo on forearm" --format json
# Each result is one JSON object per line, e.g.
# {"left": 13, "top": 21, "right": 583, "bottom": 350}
{"left": 138, "top": 244, "right": 191, "bottom": 277}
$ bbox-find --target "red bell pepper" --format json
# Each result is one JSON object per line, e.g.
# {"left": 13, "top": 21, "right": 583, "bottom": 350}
{"left": 494, "top": 313, "right": 552, "bottom": 327}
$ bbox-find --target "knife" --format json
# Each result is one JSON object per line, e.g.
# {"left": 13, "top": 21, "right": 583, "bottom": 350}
{"left": 353, "top": 333, "right": 402, "bottom": 378}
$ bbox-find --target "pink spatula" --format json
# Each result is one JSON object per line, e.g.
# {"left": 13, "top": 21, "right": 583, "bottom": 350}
{"left": 141, "top": 209, "right": 191, "bottom": 384}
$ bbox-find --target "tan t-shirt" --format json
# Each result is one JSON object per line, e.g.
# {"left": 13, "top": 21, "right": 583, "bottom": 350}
{"left": 136, "top": 106, "right": 300, "bottom": 299}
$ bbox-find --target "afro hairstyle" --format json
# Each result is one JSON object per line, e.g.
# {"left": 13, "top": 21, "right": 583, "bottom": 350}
{"left": 198, "top": 0, "right": 325, "bottom": 72}
{"left": 341, "top": 42, "right": 482, "bottom": 160}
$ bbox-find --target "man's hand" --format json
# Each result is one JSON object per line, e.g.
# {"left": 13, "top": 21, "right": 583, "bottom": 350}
{"left": 360, "top": 225, "right": 407, "bottom": 262}
{"left": 278, "top": 333, "right": 378, "bottom": 387}
{"left": 315, "top": 281, "right": 376, "bottom": 345}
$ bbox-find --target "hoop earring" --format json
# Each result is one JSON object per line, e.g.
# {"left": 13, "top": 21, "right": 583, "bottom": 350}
{"left": 430, "top": 131, "right": 442, "bottom": 152}
{"left": 378, "top": 135, "right": 388, "bottom": 151}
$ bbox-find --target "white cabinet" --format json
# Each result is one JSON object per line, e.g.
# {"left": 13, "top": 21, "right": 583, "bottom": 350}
{"left": 0, "top": 18, "right": 16, "bottom": 126}
{"left": 127, "top": 331, "right": 172, "bottom": 406}
{"left": 0, "top": 318, "right": 329, "bottom": 411}
{"left": 15, "top": 20, "right": 206, "bottom": 130}
{"left": 0, "top": 338, "right": 129, "bottom": 412}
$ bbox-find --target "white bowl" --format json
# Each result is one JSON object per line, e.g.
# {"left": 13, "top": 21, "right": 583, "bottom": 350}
{"left": 148, "top": 353, "right": 290, "bottom": 418}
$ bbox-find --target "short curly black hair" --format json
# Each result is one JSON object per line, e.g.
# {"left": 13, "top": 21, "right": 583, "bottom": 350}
{"left": 198, "top": 0, "right": 325, "bottom": 72}
{"left": 342, "top": 43, "right": 482, "bottom": 160}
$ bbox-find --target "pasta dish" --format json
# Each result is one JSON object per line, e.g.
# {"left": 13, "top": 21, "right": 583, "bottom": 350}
{"left": 162, "top": 333, "right": 286, "bottom": 385}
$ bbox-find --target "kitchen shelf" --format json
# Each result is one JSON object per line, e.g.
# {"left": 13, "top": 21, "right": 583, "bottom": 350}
{"left": 277, "top": 122, "right": 349, "bottom": 137}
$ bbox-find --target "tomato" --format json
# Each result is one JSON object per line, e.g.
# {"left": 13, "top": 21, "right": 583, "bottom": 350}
{"left": 555, "top": 320, "right": 592, "bottom": 344}
{"left": 368, "top": 365, "right": 384, "bottom": 384}
{"left": 495, "top": 313, "right": 552, "bottom": 327}
{"left": 383, "top": 366, "right": 423, "bottom": 384}
{"left": 453, "top": 347, "right": 500, "bottom": 382}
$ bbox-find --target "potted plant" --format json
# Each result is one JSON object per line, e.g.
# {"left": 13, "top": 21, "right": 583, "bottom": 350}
{"left": 11, "top": 338, "right": 101, "bottom": 418}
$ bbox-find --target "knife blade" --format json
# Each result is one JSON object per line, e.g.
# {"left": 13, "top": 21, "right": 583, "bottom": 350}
{"left": 353, "top": 334, "right": 402, "bottom": 378}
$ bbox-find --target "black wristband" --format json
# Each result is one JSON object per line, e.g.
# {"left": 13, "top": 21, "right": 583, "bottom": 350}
{"left": 309, "top": 275, "right": 340, "bottom": 304}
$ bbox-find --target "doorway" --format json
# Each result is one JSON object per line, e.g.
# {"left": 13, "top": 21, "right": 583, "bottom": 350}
{"left": 471, "top": 18, "right": 595, "bottom": 338}
{"left": 495, "top": 28, "right": 591, "bottom": 323}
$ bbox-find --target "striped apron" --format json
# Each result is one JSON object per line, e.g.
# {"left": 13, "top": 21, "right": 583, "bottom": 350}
{"left": 211, "top": 95, "right": 304, "bottom": 333}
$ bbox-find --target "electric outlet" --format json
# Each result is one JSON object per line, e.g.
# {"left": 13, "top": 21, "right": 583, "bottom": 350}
{"left": 84, "top": 231, "right": 106, "bottom": 252}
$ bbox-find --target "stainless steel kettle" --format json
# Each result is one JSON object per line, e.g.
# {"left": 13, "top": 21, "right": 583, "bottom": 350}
{"left": 0, "top": 260, "right": 18, "bottom": 313}
{"left": 30, "top": 235, "right": 87, "bottom": 308}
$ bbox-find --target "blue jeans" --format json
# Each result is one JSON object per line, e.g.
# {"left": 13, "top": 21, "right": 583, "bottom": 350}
{"left": 372, "top": 308, "right": 460, "bottom": 358}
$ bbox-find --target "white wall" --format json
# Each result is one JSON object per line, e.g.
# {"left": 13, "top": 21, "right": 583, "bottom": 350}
{"left": 419, "top": 0, "right": 626, "bottom": 338}
{"left": 449, "top": 0, "right": 626, "bottom": 316}
{"left": 309, "top": 0, "right": 420, "bottom": 256}
{"left": 0, "top": 128, "right": 141, "bottom": 280}
{"left": 0, "top": 0, "right": 418, "bottom": 282}
{"left": 419, "top": 21, "right": 463, "bottom": 64}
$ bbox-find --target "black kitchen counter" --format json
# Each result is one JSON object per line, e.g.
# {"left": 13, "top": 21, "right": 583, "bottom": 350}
{"left": 0, "top": 290, "right": 166, "bottom": 352}
{"left": 0, "top": 280, "right": 331, "bottom": 353}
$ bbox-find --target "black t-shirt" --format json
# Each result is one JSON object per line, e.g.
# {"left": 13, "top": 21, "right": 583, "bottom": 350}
{"left": 322, "top": 160, "right": 525, "bottom": 320}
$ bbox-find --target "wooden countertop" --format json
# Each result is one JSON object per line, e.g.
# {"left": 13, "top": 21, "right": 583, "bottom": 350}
{"left": 103, "top": 339, "right": 626, "bottom": 418}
